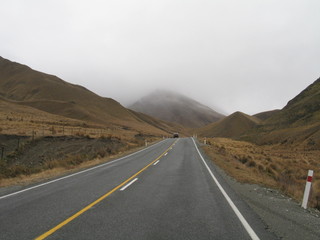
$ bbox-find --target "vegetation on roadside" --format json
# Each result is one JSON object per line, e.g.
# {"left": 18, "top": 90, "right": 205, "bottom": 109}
{"left": 202, "top": 138, "right": 320, "bottom": 209}
{"left": 0, "top": 133, "right": 159, "bottom": 187}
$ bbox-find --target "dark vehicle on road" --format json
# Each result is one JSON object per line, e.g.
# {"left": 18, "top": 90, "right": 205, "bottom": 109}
{"left": 173, "top": 133, "right": 179, "bottom": 138}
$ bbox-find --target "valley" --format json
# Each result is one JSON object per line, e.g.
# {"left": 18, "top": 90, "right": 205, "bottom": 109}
{"left": 1, "top": 56, "right": 320, "bottom": 214}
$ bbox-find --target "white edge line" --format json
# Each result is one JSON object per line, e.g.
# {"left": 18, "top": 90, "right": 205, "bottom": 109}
{"left": 153, "top": 160, "right": 160, "bottom": 165}
{"left": 120, "top": 178, "right": 138, "bottom": 191}
{"left": 192, "top": 138, "right": 260, "bottom": 240}
{"left": 0, "top": 139, "right": 167, "bottom": 200}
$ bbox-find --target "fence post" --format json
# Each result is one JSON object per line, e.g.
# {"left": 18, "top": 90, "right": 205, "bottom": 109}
{"left": 302, "top": 170, "right": 313, "bottom": 209}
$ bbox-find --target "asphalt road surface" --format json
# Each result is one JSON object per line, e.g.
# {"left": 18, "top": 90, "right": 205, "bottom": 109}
{"left": 0, "top": 138, "right": 277, "bottom": 239}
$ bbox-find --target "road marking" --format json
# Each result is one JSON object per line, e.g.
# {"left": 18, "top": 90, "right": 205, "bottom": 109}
{"left": 0, "top": 140, "right": 166, "bottom": 200}
{"left": 192, "top": 138, "right": 260, "bottom": 240}
{"left": 120, "top": 178, "right": 138, "bottom": 191}
{"left": 153, "top": 160, "right": 160, "bottom": 165}
{"left": 34, "top": 140, "right": 177, "bottom": 240}
{"left": 164, "top": 152, "right": 168, "bottom": 156}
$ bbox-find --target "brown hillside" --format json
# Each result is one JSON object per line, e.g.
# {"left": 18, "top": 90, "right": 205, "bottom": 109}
{"left": 265, "top": 77, "right": 320, "bottom": 128}
{"left": 0, "top": 56, "right": 178, "bottom": 136}
{"left": 248, "top": 77, "right": 320, "bottom": 148}
{"left": 0, "top": 57, "right": 133, "bottom": 122}
{"left": 198, "top": 111, "right": 260, "bottom": 138}
{"left": 130, "top": 90, "right": 224, "bottom": 128}
{"left": 0, "top": 97, "right": 89, "bottom": 135}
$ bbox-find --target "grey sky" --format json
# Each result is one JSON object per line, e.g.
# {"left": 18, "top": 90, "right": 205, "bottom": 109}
{"left": 1, "top": 0, "right": 319, "bottom": 115}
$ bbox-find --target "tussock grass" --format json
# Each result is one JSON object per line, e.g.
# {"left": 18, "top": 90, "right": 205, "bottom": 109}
{"left": 203, "top": 138, "right": 320, "bottom": 209}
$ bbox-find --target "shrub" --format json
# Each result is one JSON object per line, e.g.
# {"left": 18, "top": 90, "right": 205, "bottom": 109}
{"left": 238, "top": 155, "right": 250, "bottom": 164}
{"left": 246, "top": 160, "right": 256, "bottom": 168}
{"left": 269, "top": 163, "right": 277, "bottom": 170}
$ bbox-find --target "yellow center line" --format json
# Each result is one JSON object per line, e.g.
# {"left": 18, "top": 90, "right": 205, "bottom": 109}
{"left": 35, "top": 140, "right": 177, "bottom": 240}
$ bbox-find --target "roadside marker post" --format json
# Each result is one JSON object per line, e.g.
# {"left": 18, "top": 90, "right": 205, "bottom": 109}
{"left": 302, "top": 170, "right": 313, "bottom": 209}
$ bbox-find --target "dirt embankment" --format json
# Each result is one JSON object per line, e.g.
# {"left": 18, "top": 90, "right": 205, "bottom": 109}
{"left": 0, "top": 134, "right": 150, "bottom": 181}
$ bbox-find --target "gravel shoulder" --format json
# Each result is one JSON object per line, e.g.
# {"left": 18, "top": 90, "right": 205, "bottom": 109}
{"left": 212, "top": 156, "right": 320, "bottom": 240}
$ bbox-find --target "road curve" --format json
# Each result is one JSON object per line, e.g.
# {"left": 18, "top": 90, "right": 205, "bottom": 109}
{"left": 0, "top": 138, "right": 276, "bottom": 239}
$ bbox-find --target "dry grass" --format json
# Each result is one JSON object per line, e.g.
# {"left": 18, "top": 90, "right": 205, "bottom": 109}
{"left": 202, "top": 137, "right": 320, "bottom": 209}
{"left": 0, "top": 99, "right": 165, "bottom": 142}
{"left": 0, "top": 97, "right": 178, "bottom": 142}
{"left": 0, "top": 104, "right": 131, "bottom": 139}
{"left": 0, "top": 98, "right": 166, "bottom": 187}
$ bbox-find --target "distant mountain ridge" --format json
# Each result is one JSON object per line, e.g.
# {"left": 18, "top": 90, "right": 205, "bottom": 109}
{"left": 129, "top": 90, "right": 224, "bottom": 128}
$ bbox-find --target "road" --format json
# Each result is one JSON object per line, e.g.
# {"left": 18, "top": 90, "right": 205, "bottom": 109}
{"left": 0, "top": 138, "right": 276, "bottom": 239}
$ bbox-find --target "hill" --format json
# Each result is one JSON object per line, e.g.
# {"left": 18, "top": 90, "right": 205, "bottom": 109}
{"left": 198, "top": 111, "right": 260, "bottom": 138}
{"left": 0, "top": 56, "right": 182, "bottom": 136}
{"left": 253, "top": 110, "right": 280, "bottom": 121}
{"left": 129, "top": 90, "right": 224, "bottom": 128}
{"left": 264, "top": 77, "right": 320, "bottom": 128}
{"left": 198, "top": 77, "right": 320, "bottom": 148}
{"left": 251, "top": 77, "right": 320, "bottom": 147}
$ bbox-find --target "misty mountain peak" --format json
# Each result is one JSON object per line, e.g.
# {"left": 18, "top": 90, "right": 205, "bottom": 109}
{"left": 129, "top": 89, "right": 224, "bottom": 128}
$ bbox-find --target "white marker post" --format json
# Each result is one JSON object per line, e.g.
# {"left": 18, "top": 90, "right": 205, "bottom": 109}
{"left": 302, "top": 170, "right": 313, "bottom": 209}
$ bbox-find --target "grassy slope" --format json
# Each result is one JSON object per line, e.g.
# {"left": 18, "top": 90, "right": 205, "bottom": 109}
{"left": 203, "top": 138, "right": 320, "bottom": 209}
{"left": 0, "top": 56, "right": 178, "bottom": 136}
{"left": 265, "top": 78, "right": 320, "bottom": 128}
{"left": 0, "top": 57, "right": 135, "bottom": 122}
{"left": 0, "top": 97, "right": 117, "bottom": 137}
{"left": 248, "top": 78, "right": 320, "bottom": 147}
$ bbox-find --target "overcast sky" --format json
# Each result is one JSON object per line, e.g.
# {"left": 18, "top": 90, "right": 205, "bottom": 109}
{"left": 1, "top": 0, "right": 319, "bottom": 115}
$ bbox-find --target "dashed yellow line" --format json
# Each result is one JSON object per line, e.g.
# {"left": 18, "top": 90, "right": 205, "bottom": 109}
{"left": 35, "top": 140, "right": 177, "bottom": 240}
